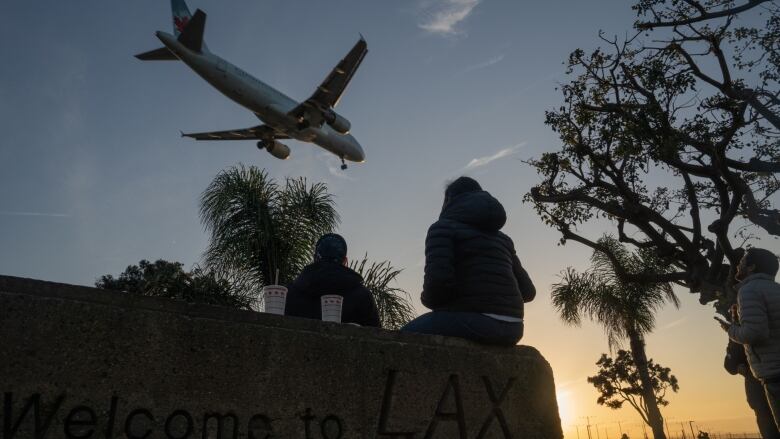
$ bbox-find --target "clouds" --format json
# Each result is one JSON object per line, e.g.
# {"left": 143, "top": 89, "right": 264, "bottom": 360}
{"left": 462, "top": 143, "right": 525, "bottom": 171}
{"left": 418, "top": 0, "right": 481, "bottom": 35}
{"left": 462, "top": 54, "right": 505, "bottom": 73}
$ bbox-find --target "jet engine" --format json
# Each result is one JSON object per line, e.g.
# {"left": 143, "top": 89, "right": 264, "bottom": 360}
{"left": 257, "top": 140, "right": 290, "bottom": 160}
{"left": 323, "top": 110, "right": 351, "bottom": 135}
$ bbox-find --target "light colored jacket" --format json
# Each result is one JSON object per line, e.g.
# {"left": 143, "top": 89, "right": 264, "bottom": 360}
{"left": 729, "top": 273, "right": 780, "bottom": 380}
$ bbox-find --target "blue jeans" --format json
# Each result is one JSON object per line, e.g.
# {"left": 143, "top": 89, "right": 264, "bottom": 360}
{"left": 747, "top": 375, "right": 780, "bottom": 439}
{"left": 765, "top": 379, "right": 780, "bottom": 432}
{"left": 401, "top": 311, "right": 523, "bottom": 346}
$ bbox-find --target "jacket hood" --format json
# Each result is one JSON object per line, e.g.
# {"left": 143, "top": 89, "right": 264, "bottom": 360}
{"left": 440, "top": 190, "right": 506, "bottom": 231}
{"left": 290, "top": 260, "right": 364, "bottom": 297}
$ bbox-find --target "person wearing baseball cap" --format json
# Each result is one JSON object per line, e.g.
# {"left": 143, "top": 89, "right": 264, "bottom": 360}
{"left": 284, "top": 233, "right": 381, "bottom": 327}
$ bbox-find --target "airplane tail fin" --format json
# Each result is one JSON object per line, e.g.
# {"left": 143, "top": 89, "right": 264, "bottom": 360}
{"left": 171, "top": 0, "right": 208, "bottom": 52}
{"left": 171, "top": 0, "right": 193, "bottom": 37}
{"left": 135, "top": 0, "right": 207, "bottom": 61}
{"left": 177, "top": 9, "right": 206, "bottom": 53}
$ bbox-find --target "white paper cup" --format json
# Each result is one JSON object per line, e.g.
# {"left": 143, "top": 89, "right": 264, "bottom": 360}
{"left": 262, "top": 285, "right": 288, "bottom": 315}
{"left": 320, "top": 295, "right": 344, "bottom": 323}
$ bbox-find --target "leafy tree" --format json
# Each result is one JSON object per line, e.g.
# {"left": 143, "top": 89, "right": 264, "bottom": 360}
{"left": 588, "top": 350, "right": 679, "bottom": 424}
{"left": 350, "top": 254, "right": 414, "bottom": 329}
{"left": 96, "top": 259, "right": 251, "bottom": 308}
{"left": 199, "top": 165, "right": 339, "bottom": 289}
{"left": 552, "top": 236, "right": 679, "bottom": 439}
{"left": 526, "top": 0, "right": 780, "bottom": 313}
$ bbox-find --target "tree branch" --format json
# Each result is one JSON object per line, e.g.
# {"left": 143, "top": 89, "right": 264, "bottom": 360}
{"left": 725, "top": 157, "right": 780, "bottom": 173}
{"left": 671, "top": 43, "right": 780, "bottom": 130}
{"left": 742, "top": 185, "right": 780, "bottom": 235}
{"left": 554, "top": 220, "right": 689, "bottom": 285}
{"left": 681, "top": 171, "right": 703, "bottom": 247}
{"left": 636, "top": 0, "right": 771, "bottom": 30}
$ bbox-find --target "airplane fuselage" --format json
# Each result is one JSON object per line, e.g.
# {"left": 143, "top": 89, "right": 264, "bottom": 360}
{"left": 155, "top": 31, "right": 365, "bottom": 162}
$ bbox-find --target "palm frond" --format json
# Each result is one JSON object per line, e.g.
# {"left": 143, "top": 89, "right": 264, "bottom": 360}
{"left": 277, "top": 177, "right": 340, "bottom": 280}
{"left": 199, "top": 165, "right": 339, "bottom": 288}
{"left": 551, "top": 267, "right": 592, "bottom": 326}
{"left": 552, "top": 235, "right": 679, "bottom": 351}
{"left": 350, "top": 254, "right": 414, "bottom": 330}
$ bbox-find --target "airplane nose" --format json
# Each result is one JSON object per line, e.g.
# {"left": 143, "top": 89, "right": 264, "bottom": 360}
{"left": 351, "top": 140, "right": 365, "bottom": 163}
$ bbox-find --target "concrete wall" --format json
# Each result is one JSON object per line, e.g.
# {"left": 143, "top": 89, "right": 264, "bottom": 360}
{"left": 0, "top": 275, "right": 562, "bottom": 439}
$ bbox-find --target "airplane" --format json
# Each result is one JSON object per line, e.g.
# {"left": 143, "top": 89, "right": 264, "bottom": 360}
{"left": 136, "top": 0, "right": 367, "bottom": 170}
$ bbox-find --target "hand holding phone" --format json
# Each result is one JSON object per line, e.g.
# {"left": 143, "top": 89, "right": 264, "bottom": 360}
{"left": 730, "top": 304, "right": 739, "bottom": 323}
{"left": 714, "top": 316, "right": 731, "bottom": 330}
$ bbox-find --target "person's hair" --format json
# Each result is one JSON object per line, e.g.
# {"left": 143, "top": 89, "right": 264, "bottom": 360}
{"left": 314, "top": 233, "right": 347, "bottom": 263}
{"left": 745, "top": 247, "right": 779, "bottom": 277}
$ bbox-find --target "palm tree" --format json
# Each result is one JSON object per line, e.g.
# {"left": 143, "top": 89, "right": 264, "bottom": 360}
{"left": 199, "top": 165, "right": 414, "bottom": 327}
{"left": 551, "top": 236, "right": 679, "bottom": 439}
{"left": 350, "top": 254, "right": 414, "bottom": 329}
{"left": 199, "top": 165, "right": 339, "bottom": 292}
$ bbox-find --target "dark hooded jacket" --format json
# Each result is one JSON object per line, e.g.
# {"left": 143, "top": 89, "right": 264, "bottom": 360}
{"left": 285, "top": 260, "right": 381, "bottom": 328}
{"left": 422, "top": 190, "right": 535, "bottom": 317}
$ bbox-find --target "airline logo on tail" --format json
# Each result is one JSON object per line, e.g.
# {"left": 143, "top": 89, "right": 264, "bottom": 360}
{"left": 171, "top": 0, "right": 193, "bottom": 37}
{"left": 174, "top": 16, "right": 190, "bottom": 34}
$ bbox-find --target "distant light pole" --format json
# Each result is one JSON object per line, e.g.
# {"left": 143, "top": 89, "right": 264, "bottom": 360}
{"left": 582, "top": 417, "right": 595, "bottom": 439}
{"left": 688, "top": 421, "right": 696, "bottom": 439}
{"left": 618, "top": 421, "right": 624, "bottom": 436}
{"left": 576, "top": 425, "right": 582, "bottom": 439}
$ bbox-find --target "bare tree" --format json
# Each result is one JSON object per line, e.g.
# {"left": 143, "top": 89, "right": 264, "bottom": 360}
{"left": 527, "top": 0, "right": 779, "bottom": 312}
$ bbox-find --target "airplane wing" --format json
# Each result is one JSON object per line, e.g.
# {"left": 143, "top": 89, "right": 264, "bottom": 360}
{"left": 289, "top": 38, "right": 367, "bottom": 125}
{"left": 182, "top": 125, "right": 289, "bottom": 141}
{"left": 309, "top": 37, "right": 368, "bottom": 108}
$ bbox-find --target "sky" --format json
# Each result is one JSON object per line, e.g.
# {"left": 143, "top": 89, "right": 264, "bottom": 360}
{"left": 0, "top": 1, "right": 777, "bottom": 437}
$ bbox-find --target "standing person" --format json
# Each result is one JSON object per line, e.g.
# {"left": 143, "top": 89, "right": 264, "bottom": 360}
{"left": 401, "top": 176, "right": 535, "bottom": 345}
{"left": 723, "top": 247, "right": 780, "bottom": 428}
{"left": 285, "top": 233, "right": 381, "bottom": 328}
{"left": 724, "top": 339, "right": 780, "bottom": 439}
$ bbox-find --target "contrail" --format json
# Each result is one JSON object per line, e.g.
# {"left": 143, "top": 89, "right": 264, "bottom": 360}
{"left": 660, "top": 317, "right": 687, "bottom": 330}
{"left": 0, "top": 211, "right": 71, "bottom": 218}
{"left": 462, "top": 142, "right": 526, "bottom": 171}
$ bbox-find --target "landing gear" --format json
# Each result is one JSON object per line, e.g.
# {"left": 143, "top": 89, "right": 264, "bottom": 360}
{"left": 340, "top": 156, "right": 348, "bottom": 170}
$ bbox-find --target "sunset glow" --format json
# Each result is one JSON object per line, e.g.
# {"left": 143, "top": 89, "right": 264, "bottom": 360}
{"left": 0, "top": 1, "right": 775, "bottom": 437}
{"left": 557, "top": 390, "right": 575, "bottom": 428}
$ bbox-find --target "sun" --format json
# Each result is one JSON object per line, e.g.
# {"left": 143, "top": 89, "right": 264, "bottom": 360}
{"left": 556, "top": 390, "right": 575, "bottom": 428}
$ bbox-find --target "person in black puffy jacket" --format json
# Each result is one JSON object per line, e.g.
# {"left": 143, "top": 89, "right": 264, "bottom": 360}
{"left": 401, "top": 176, "right": 535, "bottom": 345}
{"left": 285, "top": 233, "right": 381, "bottom": 328}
